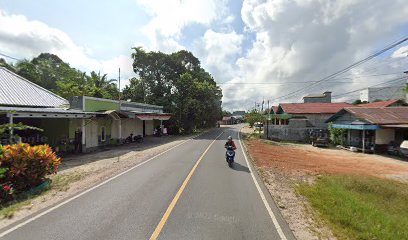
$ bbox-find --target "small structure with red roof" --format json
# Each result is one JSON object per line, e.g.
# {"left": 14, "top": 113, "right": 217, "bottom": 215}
{"left": 356, "top": 99, "right": 405, "bottom": 108}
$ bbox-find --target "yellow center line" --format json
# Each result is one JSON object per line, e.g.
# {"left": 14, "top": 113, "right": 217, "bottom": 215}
{"left": 149, "top": 131, "right": 224, "bottom": 240}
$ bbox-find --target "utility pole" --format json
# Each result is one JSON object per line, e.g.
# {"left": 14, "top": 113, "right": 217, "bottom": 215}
{"left": 267, "top": 100, "right": 270, "bottom": 139}
{"left": 118, "top": 68, "right": 121, "bottom": 102}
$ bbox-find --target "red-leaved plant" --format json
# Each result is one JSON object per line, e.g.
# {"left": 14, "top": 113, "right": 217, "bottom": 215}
{"left": 0, "top": 144, "right": 61, "bottom": 197}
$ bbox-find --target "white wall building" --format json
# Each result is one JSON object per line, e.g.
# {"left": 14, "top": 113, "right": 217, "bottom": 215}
{"left": 360, "top": 86, "right": 406, "bottom": 102}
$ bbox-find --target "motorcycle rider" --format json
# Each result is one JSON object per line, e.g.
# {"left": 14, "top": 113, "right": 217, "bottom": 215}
{"left": 225, "top": 136, "right": 237, "bottom": 150}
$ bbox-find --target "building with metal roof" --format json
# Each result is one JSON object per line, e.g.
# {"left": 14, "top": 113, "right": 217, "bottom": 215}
{"left": 356, "top": 99, "right": 405, "bottom": 108}
{"left": 327, "top": 107, "right": 408, "bottom": 153}
{"left": 0, "top": 67, "right": 69, "bottom": 108}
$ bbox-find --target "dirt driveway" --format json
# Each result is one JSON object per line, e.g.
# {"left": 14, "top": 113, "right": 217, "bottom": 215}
{"left": 242, "top": 127, "right": 408, "bottom": 240}
{"left": 246, "top": 138, "right": 408, "bottom": 182}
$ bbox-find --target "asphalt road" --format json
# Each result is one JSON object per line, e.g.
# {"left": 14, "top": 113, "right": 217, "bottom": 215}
{"left": 0, "top": 125, "right": 295, "bottom": 240}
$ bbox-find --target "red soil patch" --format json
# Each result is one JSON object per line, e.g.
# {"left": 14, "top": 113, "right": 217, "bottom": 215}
{"left": 246, "top": 139, "right": 408, "bottom": 179}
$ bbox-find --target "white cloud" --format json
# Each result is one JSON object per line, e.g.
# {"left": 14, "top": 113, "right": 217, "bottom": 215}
{"left": 0, "top": 10, "right": 135, "bottom": 83}
{"left": 195, "top": 30, "right": 243, "bottom": 81}
{"left": 136, "top": 0, "right": 229, "bottom": 52}
{"left": 392, "top": 45, "right": 408, "bottom": 58}
{"left": 221, "top": 0, "right": 408, "bottom": 110}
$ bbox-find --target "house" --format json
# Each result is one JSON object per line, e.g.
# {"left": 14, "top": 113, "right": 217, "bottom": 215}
{"left": 360, "top": 86, "right": 406, "bottom": 102}
{"left": 326, "top": 107, "right": 408, "bottom": 153}
{"left": 303, "top": 91, "right": 332, "bottom": 103}
{"left": 222, "top": 116, "right": 234, "bottom": 125}
{"left": 69, "top": 96, "right": 170, "bottom": 152}
{"left": 274, "top": 102, "right": 352, "bottom": 127}
{"left": 264, "top": 102, "right": 351, "bottom": 142}
{"left": 0, "top": 67, "right": 170, "bottom": 153}
{"left": 0, "top": 67, "right": 98, "bottom": 151}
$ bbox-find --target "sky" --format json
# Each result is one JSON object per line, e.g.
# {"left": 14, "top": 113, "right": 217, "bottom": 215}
{"left": 0, "top": 0, "right": 408, "bottom": 111}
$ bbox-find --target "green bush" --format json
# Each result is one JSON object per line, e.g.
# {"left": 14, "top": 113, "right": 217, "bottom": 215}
{"left": 0, "top": 143, "right": 61, "bottom": 202}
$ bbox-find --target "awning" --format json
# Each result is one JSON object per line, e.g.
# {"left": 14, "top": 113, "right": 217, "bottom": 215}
{"left": 382, "top": 124, "right": 408, "bottom": 128}
{"left": 136, "top": 115, "right": 171, "bottom": 120}
{"left": 331, "top": 124, "right": 380, "bottom": 130}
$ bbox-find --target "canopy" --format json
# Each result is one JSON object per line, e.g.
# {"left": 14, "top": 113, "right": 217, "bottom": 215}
{"left": 136, "top": 115, "right": 171, "bottom": 121}
{"left": 331, "top": 124, "right": 380, "bottom": 130}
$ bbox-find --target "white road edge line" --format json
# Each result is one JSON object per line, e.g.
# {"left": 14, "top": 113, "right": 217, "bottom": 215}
{"left": 238, "top": 128, "right": 287, "bottom": 240}
{"left": 0, "top": 136, "right": 197, "bottom": 238}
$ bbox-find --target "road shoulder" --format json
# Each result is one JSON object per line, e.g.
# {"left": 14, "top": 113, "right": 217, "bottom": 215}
{"left": 0, "top": 134, "right": 198, "bottom": 230}
{"left": 239, "top": 127, "right": 296, "bottom": 240}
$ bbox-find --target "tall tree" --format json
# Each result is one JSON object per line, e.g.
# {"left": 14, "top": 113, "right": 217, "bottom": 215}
{"left": 131, "top": 48, "right": 222, "bottom": 132}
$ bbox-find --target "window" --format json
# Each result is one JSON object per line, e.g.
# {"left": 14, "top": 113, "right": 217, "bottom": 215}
{"left": 101, "top": 126, "right": 106, "bottom": 142}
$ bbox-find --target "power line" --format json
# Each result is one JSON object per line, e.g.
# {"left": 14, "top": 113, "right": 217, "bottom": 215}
{"left": 0, "top": 52, "right": 22, "bottom": 61}
{"left": 219, "top": 72, "right": 405, "bottom": 86}
{"left": 332, "top": 76, "right": 406, "bottom": 98}
{"left": 268, "top": 37, "right": 408, "bottom": 102}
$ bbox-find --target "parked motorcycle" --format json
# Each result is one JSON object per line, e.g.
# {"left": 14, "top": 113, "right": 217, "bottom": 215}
{"left": 225, "top": 145, "right": 235, "bottom": 167}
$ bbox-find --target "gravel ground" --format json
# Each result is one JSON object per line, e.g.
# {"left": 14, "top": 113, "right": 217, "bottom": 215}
{"left": 0, "top": 134, "right": 198, "bottom": 229}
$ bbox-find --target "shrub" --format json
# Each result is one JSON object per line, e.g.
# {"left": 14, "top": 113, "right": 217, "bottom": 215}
{"left": 0, "top": 144, "right": 61, "bottom": 197}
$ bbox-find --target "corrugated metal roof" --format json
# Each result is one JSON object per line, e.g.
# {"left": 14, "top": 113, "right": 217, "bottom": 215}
{"left": 0, "top": 67, "right": 68, "bottom": 107}
{"left": 345, "top": 107, "right": 408, "bottom": 125}
{"left": 279, "top": 102, "right": 352, "bottom": 114}
{"left": 0, "top": 106, "right": 101, "bottom": 115}
{"left": 357, "top": 99, "right": 401, "bottom": 108}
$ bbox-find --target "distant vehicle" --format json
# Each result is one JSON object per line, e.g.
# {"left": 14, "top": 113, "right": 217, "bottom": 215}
{"left": 254, "top": 122, "right": 263, "bottom": 129}
{"left": 400, "top": 141, "right": 408, "bottom": 157}
{"left": 309, "top": 129, "right": 329, "bottom": 147}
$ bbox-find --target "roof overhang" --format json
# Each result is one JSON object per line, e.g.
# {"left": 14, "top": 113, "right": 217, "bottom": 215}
{"left": 135, "top": 114, "right": 171, "bottom": 121}
{"left": 0, "top": 107, "right": 99, "bottom": 119}
{"left": 381, "top": 124, "right": 408, "bottom": 128}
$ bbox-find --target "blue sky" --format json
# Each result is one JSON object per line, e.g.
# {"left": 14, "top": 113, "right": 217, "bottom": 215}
{"left": 0, "top": 0, "right": 407, "bottom": 110}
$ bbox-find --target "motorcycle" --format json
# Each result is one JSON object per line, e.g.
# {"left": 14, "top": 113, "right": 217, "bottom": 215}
{"left": 225, "top": 145, "right": 235, "bottom": 167}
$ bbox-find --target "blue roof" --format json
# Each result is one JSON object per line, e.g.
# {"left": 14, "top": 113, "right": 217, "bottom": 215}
{"left": 331, "top": 124, "right": 380, "bottom": 130}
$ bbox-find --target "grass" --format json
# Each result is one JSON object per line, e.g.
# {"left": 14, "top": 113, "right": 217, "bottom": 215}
{"left": 0, "top": 170, "right": 87, "bottom": 218}
{"left": 0, "top": 197, "right": 35, "bottom": 219}
{"left": 297, "top": 175, "right": 408, "bottom": 240}
{"left": 50, "top": 170, "right": 87, "bottom": 192}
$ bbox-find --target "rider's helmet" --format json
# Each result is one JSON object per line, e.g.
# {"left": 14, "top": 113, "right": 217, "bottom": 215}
{"left": 228, "top": 136, "right": 232, "bottom": 141}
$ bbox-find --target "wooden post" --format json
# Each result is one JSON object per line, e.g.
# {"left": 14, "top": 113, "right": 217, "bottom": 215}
{"left": 8, "top": 113, "right": 13, "bottom": 143}
{"left": 81, "top": 119, "right": 86, "bottom": 152}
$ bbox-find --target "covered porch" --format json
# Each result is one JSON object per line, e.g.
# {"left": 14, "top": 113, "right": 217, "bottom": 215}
{"left": 331, "top": 124, "right": 379, "bottom": 153}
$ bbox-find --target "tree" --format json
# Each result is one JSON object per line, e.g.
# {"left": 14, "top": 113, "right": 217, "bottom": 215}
{"left": 352, "top": 99, "right": 362, "bottom": 105}
{"left": 131, "top": 48, "right": 222, "bottom": 132}
{"left": 328, "top": 123, "right": 346, "bottom": 146}
{"left": 122, "top": 77, "right": 145, "bottom": 102}
{"left": 244, "top": 110, "right": 265, "bottom": 127}
{"left": 222, "top": 111, "right": 232, "bottom": 117}
{"left": 11, "top": 53, "right": 119, "bottom": 100}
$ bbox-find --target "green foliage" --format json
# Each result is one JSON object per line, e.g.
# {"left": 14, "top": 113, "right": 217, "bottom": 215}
{"left": 244, "top": 109, "right": 265, "bottom": 127}
{"left": 222, "top": 110, "right": 232, "bottom": 117}
{"left": 130, "top": 48, "right": 222, "bottom": 133}
{"left": 12, "top": 53, "right": 119, "bottom": 100}
{"left": 298, "top": 175, "right": 408, "bottom": 240}
{"left": 0, "top": 123, "right": 43, "bottom": 136}
{"left": 328, "top": 123, "right": 346, "bottom": 146}
{"left": 0, "top": 144, "right": 61, "bottom": 203}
